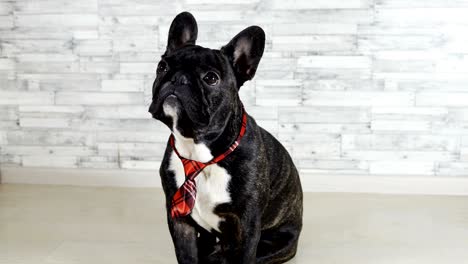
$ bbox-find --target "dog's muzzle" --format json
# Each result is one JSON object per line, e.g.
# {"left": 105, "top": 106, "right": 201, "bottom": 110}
{"left": 149, "top": 93, "right": 181, "bottom": 119}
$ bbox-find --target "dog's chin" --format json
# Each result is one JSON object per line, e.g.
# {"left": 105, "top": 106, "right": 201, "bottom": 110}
{"left": 151, "top": 94, "right": 209, "bottom": 139}
{"left": 149, "top": 94, "right": 180, "bottom": 120}
{"left": 162, "top": 95, "right": 181, "bottom": 119}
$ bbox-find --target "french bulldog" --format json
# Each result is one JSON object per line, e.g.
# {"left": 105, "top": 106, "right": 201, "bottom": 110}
{"left": 148, "top": 11, "right": 303, "bottom": 264}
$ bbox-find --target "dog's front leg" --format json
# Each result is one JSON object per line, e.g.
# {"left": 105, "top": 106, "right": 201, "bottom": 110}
{"left": 215, "top": 211, "right": 261, "bottom": 264}
{"left": 167, "top": 215, "right": 199, "bottom": 264}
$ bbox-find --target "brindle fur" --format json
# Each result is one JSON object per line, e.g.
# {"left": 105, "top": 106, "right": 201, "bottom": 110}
{"left": 149, "top": 12, "right": 303, "bottom": 264}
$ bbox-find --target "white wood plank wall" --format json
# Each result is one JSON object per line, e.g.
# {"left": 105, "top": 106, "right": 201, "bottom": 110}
{"left": 1, "top": 0, "right": 468, "bottom": 182}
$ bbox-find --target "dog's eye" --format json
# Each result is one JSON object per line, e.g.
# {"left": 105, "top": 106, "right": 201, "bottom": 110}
{"left": 157, "top": 61, "right": 168, "bottom": 75}
{"left": 202, "top": 72, "right": 219, "bottom": 86}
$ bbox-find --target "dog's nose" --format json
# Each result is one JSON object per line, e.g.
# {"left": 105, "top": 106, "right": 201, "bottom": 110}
{"left": 171, "top": 72, "right": 189, "bottom": 85}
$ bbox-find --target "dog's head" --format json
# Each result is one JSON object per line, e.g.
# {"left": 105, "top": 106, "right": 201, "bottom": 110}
{"left": 148, "top": 12, "right": 265, "bottom": 140}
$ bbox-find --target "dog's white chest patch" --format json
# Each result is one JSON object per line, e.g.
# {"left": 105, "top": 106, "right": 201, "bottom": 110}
{"left": 168, "top": 148, "right": 231, "bottom": 233}
{"left": 164, "top": 102, "right": 231, "bottom": 232}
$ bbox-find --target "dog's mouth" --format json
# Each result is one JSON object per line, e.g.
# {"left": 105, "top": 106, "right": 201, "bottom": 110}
{"left": 163, "top": 94, "right": 179, "bottom": 107}
{"left": 148, "top": 92, "right": 180, "bottom": 119}
{"left": 161, "top": 94, "right": 181, "bottom": 117}
{"left": 148, "top": 87, "right": 210, "bottom": 139}
{"left": 149, "top": 92, "right": 197, "bottom": 139}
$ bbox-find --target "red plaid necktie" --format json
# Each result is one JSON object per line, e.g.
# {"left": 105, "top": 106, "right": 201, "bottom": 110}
{"left": 169, "top": 108, "right": 247, "bottom": 218}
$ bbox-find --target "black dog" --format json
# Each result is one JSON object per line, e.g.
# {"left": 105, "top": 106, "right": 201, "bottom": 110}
{"left": 149, "top": 12, "right": 303, "bottom": 264}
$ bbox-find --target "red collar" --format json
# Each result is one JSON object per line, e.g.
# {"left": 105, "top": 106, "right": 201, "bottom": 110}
{"left": 169, "top": 107, "right": 247, "bottom": 165}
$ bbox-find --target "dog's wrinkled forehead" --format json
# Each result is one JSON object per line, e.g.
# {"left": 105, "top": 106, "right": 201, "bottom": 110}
{"left": 164, "top": 45, "right": 224, "bottom": 73}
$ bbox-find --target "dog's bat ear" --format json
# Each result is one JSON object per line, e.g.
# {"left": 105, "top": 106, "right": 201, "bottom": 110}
{"left": 221, "top": 26, "right": 265, "bottom": 88}
{"left": 166, "top": 12, "right": 198, "bottom": 54}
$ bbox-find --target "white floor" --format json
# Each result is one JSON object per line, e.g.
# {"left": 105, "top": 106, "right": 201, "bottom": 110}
{"left": 1, "top": 184, "right": 468, "bottom": 264}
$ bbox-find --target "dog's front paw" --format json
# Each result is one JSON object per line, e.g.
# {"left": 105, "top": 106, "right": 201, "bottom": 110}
{"left": 201, "top": 244, "right": 227, "bottom": 264}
